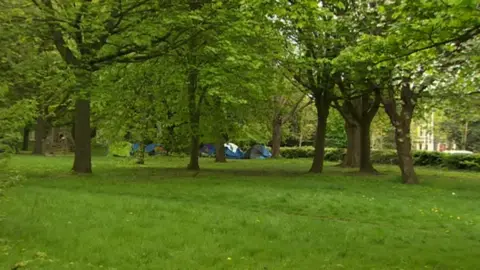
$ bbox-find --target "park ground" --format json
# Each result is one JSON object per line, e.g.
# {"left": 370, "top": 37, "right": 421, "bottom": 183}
{"left": 1, "top": 155, "right": 480, "bottom": 269}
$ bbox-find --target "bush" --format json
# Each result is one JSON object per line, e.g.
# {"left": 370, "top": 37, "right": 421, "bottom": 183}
{"left": 278, "top": 146, "right": 480, "bottom": 171}
{"left": 442, "top": 154, "right": 480, "bottom": 171}
{"left": 280, "top": 146, "right": 315, "bottom": 159}
{"left": 324, "top": 148, "right": 345, "bottom": 162}
{"left": 371, "top": 149, "right": 398, "bottom": 165}
{"left": 279, "top": 147, "right": 345, "bottom": 161}
{"left": 413, "top": 151, "right": 444, "bottom": 167}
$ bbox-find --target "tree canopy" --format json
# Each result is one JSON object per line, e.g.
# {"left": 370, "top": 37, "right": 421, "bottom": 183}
{"left": 1, "top": 0, "right": 479, "bottom": 184}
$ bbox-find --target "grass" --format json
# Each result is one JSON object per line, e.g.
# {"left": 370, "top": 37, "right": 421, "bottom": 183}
{"left": 1, "top": 155, "right": 480, "bottom": 269}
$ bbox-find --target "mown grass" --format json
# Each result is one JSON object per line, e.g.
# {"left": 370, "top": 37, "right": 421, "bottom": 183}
{"left": 1, "top": 155, "right": 480, "bottom": 269}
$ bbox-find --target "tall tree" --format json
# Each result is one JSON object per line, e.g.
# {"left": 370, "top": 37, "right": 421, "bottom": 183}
{"left": 176, "top": 0, "right": 279, "bottom": 170}
{"left": 276, "top": 0, "right": 351, "bottom": 173}
{"left": 23, "top": 0, "right": 188, "bottom": 173}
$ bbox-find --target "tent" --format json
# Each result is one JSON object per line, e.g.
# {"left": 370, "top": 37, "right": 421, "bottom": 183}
{"left": 224, "top": 143, "right": 244, "bottom": 159}
{"left": 131, "top": 143, "right": 166, "bottom": 156}
{"left": 200, "top": 143, "right": 244, "bottom": 159}
{"left": 244, "top": 144, "right": 272, "bottom": 159}
{"left": 200, "top": 143, "right": 216, "bottom": 157}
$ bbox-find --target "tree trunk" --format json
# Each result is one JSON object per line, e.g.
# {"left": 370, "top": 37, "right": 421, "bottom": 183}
{"left": 33, "top": 117, "right": 47, "bottom": 155}
{"left": 22, "top": 127, "right": 30, "bottom": 151}
{"left": 271, "top": 116, "right": 282, "bottom": 158}
{"left": 136, "top": 142, "right": 145, "bottom": 164}
{"left": 342, "top": 121, "right": 360, "bottom": 167}
{"left": 215, "top": 135, "right": 226, "bottom": 163}
{"left": 72, "top": 98, "right": 92, "bottom": 174}
{"left": 187, "top": 66, "right": 201, "bottom": 171}
{"left": 187, "top": 133, "right": 200, "bottom": 170}
{"left": 359, "top": 120, "right": 376, "bottom": 173}
{"left": 395, "top": 127, "right": 418, "bottom": 184}
{"left": 310, "top": 98, "right": 330, "bottom": 173}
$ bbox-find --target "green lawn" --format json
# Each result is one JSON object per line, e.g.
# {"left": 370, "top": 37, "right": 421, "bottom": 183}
{"left": 1, "top": 155, "right": 480, "bottom": 269}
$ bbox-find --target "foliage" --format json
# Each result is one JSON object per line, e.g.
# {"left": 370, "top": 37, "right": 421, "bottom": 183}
{"left": 325, "top": 109, "right": 347, "bottom": 148}
{"left": 108, "top": 141, "right": 133, "bottom": 158}
{"left": 0, "top": 89, "right": 37, "bottom": 157}
{"left": 370, "top": 149, "right": 399, "bottom": 165}
{"left": 413, "top": 151, "right": 445, "bottom": 167}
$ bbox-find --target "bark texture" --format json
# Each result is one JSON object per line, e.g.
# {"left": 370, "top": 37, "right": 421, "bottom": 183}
{"left": 382, "top": 77, "right": 426, "bottom": 184}
{"left": 215, "top": 135, "right": 227, "bottom": 163}
{"left": 310, "top": 94, "right": 330, "bottom": 173}
{"left": 358, "top": 119, "right": 375, "bottom": 173}
{"left": 395, "top": 126, "right": 418, "bottom": 184}
{"left": 72, "top": 98, "right": 92, "bottom": 174}
{"left": 334, "top": 82, "right": 381, "bottom": 173}
{"left": 342, "top": 121, "right": 360, "bottom": 167}
{"left": 186, "top": 66, "right": 203, "bottom": 171}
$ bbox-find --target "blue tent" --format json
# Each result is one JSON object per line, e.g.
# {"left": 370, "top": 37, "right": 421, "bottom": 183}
{"left": 199, "top": 143, "right": 244, "bottom": 159}
{"left": 245, "top": 144, "right": 272, "bottom": 159}
{"left": 224, "top": 143, "right": 244, "bottom": 159}
{"left": 200, "top": 144, "right": 216, "bottom": 157}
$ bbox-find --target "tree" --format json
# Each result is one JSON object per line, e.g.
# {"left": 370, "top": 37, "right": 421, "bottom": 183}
{"left": 174, "top": 0, "right": 279, "bottom": 170}
{"left": 0, "top": 87, "right": 37, "bottom": 158}
{"left": 332, "top": 73, "right": 381, "bottom": 172}
{"left": 94, "top": 62, "right": 167, "bottom": 164}
{"left": 22, "top": 0, "right": 190, "bottom": 173}
{"left": 275, "top": 0, "right": 352, "bottom": 173}
{"left": 268, "top": 76, "right": 312, "bottom": 157}
{"left": 334, "top": 0, "right": 479, "bottom": 183}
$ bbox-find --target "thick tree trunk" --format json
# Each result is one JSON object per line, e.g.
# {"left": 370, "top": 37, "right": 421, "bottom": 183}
{"left": 395, "top": 127, "right": 418, "bottom": 184}
{"left": 215, "top": 135, "right": 226, "bottom": 163}
{"left": 33, "top": 117, "right": 47, "bottom": 155}
{"left": 382, "top": 81, "right": 418, "bottom": 184}
{"left": 72, "top": 98, "right": 92, "bottom": 174}
{"left": 359, "top": 120, "right": 376, "bottom": 173}
{"left": 310, "top": 98, "right": 330, "bottom": 173}
{"left": 342, "top": 121, "right": 360, "bottom": 167}
{"left": 271, "top": 117, "right": 282, "bottom": 158}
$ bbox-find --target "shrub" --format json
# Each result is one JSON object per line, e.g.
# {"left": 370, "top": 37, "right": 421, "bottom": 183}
{"left": 413, "top": 151, "right": 444, "bottom": 166}
{"left": 371, "top": 149, "right": 398, "bottom": 165}
{"left": 280, "top": 146, "right": 315, "bottom": 159}
{"left": 278, "top": 146, "right": 480, "bottom": 171}
{"left": 442, "top": 154, "right": 480, "bottom": 171}
{"left": 324, "top": 148, "right": 345, "bottom": 162}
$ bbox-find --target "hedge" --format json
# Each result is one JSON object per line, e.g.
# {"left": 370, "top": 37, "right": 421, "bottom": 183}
{"left": 279, "top": 147, "right": 480, "bottom": 171}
